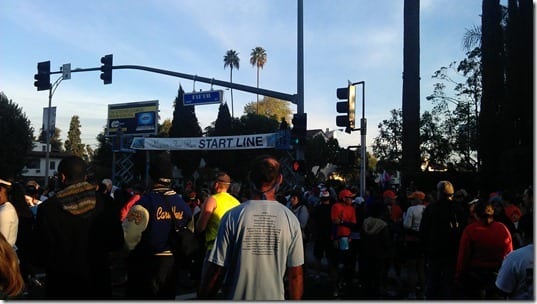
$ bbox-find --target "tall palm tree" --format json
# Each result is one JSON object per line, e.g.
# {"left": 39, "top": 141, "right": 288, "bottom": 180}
{"left": 224, "top": 49, "right": 240, "bottom": 118}
{"left": 250, "top": 46, "right": 267, "bottom": 114}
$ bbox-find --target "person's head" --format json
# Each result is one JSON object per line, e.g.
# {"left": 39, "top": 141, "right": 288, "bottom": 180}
{"left": 101, "top": 178, "right": 113, "bottom": 193}
{"left": 407, "top": 191, "right": 425, "bottom": 205}
{"left": 289, "top": 189, "right": 302, "bottom": 207}
{"left": 212, "top": 171, "right": 232, "bottom": 193}
{"left": 436, "top": 180, "right": 454, "bottom": 201}
{"left": 319, "top": 189, "right": 331, "bottom": 204}
{"left": 229, "top": 182, "right": 241, "bottom": 197}
{"left": 0, "top": 179, "right": 12, "bottom": 204}
{"left": 338, "top": 189, "right": 355, "bottom": 205}
{"left": 489, "top": 194, "right": 504, "bottom": 215}
{"left": 58, "top": 156, "right": 88, "bottom": 186}
{"left": 149, "top": 153, "right": 173, "bottom": 188}
{"left": 247, "top": 155, "right": 282, "bottom": 200}
{"left": 0, "top": 232, "right": 24, "bottom": 297}
{"left": 0, "top": 179, "right": 13, "bottom": 204}
{"left": 453, "top": 189, "right": 468, "bottom": 203}
{"left": 474, "top": 199, "right": 495, "bottom": 224}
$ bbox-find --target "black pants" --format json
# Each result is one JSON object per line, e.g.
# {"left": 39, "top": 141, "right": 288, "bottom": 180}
{"left": 126, "top": 253, "right": 177, "bottom": 299}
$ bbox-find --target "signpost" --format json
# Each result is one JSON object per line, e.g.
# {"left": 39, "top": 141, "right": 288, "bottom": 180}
{"left": 183, "top": 90, "right": 223, "bottom": 106}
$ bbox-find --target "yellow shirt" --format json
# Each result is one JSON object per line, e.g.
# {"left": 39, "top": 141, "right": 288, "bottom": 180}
{"left": 205, "top": 192, "right": 240, "bottom": 250}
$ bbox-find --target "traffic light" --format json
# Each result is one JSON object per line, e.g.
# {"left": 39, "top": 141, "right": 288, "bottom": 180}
{"left": 100, "top": 54, "right": 113, "bottom": 84}
{"left": 34, "top": 61, "right": 51, "bottom": 91}
{"left": 291, "top": 113, "right": 307, "bottom": 145}
{"left": 336, "top": 84, "right": 356, "bottom": 133}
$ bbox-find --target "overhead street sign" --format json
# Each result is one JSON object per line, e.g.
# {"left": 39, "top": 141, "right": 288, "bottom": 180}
{"left": 183, "top": 90, "right": 223, "bottom": 106}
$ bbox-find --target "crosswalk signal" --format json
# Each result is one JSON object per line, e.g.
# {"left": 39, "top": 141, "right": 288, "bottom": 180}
{"left": 100, "top": 54, "right": 113, "bottom": 84}
{"left": 336, "top": 84, "right": 356, "bottom": 133}
{"left": 34, "top": 61, "right": 51, "bottom": 91}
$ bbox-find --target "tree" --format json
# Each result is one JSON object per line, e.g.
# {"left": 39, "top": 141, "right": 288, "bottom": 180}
{"left": 243, "top": 96, "right": 291, "bottom": 122}
{"left": 64, "top": 115, "right": 85, "bottom": 158}
{"left": 426, "top": 50, "right": 481, "bottom": 171}
{"left": 372, "top": 109, "right": 403, "bottom": 164}
{"left": 249, "top": 46, "right": 267, "bottom": 113}
{"left": 0, "top": 92, "right": 34, "bottom": 177}
{"left": 169, "top": 85, "right": 203, "bottom": 180}
{"left": 158, "top": 118, "right": 172, "bottom": 137}
{"left": 204, "top": 103, "right": 238, "bottom": 174}
{"left": 38, "top": 127, "right": 63, "bottom": 152}
{"left": 224, "top": 49, "right": 240, "bottom": 118}
{"left": 91, "top": 131, "right": 113, "bottom": 179}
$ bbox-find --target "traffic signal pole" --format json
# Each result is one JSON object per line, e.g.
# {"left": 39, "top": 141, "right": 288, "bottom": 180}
{"left": 44, "top": 75, "right": 65, "bottom": 188}
{"left": 335, "top": 81, "right": 367, "bottom": 198}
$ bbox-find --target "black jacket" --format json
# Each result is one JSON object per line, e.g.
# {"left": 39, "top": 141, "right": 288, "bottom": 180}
{"left": 35, "top": 182, "right": 124, "bottom": 299}
{"left": 419, "top": 198, "right": 466, "bottom": 261}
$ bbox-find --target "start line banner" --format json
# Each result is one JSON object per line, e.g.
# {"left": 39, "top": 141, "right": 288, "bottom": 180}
{"left": 131, "top": 133, "right": 280, "bottom": 150}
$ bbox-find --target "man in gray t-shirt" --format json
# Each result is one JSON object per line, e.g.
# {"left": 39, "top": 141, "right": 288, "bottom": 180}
{"left": 198, "top": 155, "right": 304, "bottom": 300}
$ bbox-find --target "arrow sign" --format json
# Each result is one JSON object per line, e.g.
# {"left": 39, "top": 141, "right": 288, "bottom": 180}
{"left": 183, "top": 90, "right": 223, "bottom": 106}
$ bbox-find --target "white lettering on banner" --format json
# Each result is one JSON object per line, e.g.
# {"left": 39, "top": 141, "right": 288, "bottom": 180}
{"left": 131, "top": 133, "right": 277, "bottom": 150}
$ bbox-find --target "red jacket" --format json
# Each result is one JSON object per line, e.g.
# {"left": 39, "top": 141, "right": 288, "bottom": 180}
{"left": 331, "top": 202, "right": 357, "bottom": 238}
{"left": 455, "top": 220, "right": 513, "bottom": 280}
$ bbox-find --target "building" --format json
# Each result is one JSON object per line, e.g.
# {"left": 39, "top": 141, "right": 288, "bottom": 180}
{"left": 22, "top": 141, "right": 73, "bottom": 186}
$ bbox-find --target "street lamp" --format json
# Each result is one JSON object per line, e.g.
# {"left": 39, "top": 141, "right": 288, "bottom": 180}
{"left": 44, "top": 71, "right": 68, "bottom": 188}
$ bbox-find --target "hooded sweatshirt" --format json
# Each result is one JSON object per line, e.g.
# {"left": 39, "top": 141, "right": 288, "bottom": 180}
{"left": 35, "top": 181, "right": 124, "bottom": 299}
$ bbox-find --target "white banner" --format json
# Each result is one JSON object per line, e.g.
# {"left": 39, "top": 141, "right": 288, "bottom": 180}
{"left": 131, "top": 133, "right": 278, "bottom": 150}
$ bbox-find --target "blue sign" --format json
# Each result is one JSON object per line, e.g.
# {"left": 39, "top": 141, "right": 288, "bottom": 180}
{"left": 183, "top": 90, "right": 223, "bottom": 106}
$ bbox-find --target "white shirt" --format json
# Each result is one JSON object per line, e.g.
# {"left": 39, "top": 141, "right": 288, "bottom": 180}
{"left": 209, "top": 200, "right": 304, "bottom": 300}
{"left": 403, "top": 204, "right": 426, "bottom": 232}
{"left": 495, "top": 244, "right": 534, "bottom": 300}
{"left": 0, "top": 201, "right": 19, "bottom": 248}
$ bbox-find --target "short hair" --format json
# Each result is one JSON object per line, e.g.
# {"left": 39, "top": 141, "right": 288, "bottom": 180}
{"left": 57, "top": 156, "right": 87, "bottom": 183}
{"left": 247, "top": 155, "right": 281, "bottom": 193}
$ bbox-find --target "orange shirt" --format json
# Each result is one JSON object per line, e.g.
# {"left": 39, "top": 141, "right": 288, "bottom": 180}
{"left": 331, "top": 202, "right": 357, "bottom": 237}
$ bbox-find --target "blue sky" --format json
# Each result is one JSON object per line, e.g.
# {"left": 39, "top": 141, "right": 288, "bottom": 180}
{"left": 1, "top": 0, "right": 486, "bottom": 150}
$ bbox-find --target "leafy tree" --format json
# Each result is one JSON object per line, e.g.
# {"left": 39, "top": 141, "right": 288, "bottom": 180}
{"left": 224, "top": 49, "right": 240, "bottom": 117}
{"left": 159, "top": 118, "right": 172, "bottom": 137}
{"left": 419, "top": 111, "right": 452, "bottom": 170}
{"left": 169, "top": 85, "right": 203, "bottom": 180}
{"left": 372, "top": 109, "right": 403, "bottom": 164}
{"left": 38, "top": 127, "right": 63, "bottom": 152}
{"left": 250, "top": 46, "right": 267, "bottom": 112}
{"left": 64, "top": 115, "right": 85, "bottom": 158}
{"left": 426, "top": 51, "right": 481, "bottom": 171}
{"left": 243, "top": 96, "right": 291, "bottom": 123}
{"left": 0, "top": 92, "right": 34, "bottom": 177}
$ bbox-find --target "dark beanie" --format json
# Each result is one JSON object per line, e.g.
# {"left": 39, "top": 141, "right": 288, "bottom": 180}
{"left": 149, "top": 154, "right": 173, "bottom": 184}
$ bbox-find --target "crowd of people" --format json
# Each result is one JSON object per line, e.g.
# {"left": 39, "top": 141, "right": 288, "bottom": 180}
{"left": 0, "top": 154, "right": 534, "bottom": 300}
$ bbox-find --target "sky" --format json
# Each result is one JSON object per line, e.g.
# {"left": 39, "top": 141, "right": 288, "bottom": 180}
{"left": 1, "top": 0, "right": 488, "bottom": 151}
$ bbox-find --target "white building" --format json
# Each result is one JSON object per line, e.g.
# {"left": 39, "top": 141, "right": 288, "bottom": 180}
{"left": 22, "top": 142, "right": 72, "bottom": 185}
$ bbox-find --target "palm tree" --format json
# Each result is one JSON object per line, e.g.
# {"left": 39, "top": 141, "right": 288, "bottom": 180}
{"left": 224, "top": 49, "right": 240, "bottom": 118}
{"left": 250, "top": 46, "right": 267, "bottom": 114}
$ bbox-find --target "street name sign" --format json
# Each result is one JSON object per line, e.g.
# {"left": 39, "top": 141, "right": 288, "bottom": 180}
{"left": 183, "top": 90, "right": 223, "bottom": 106}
